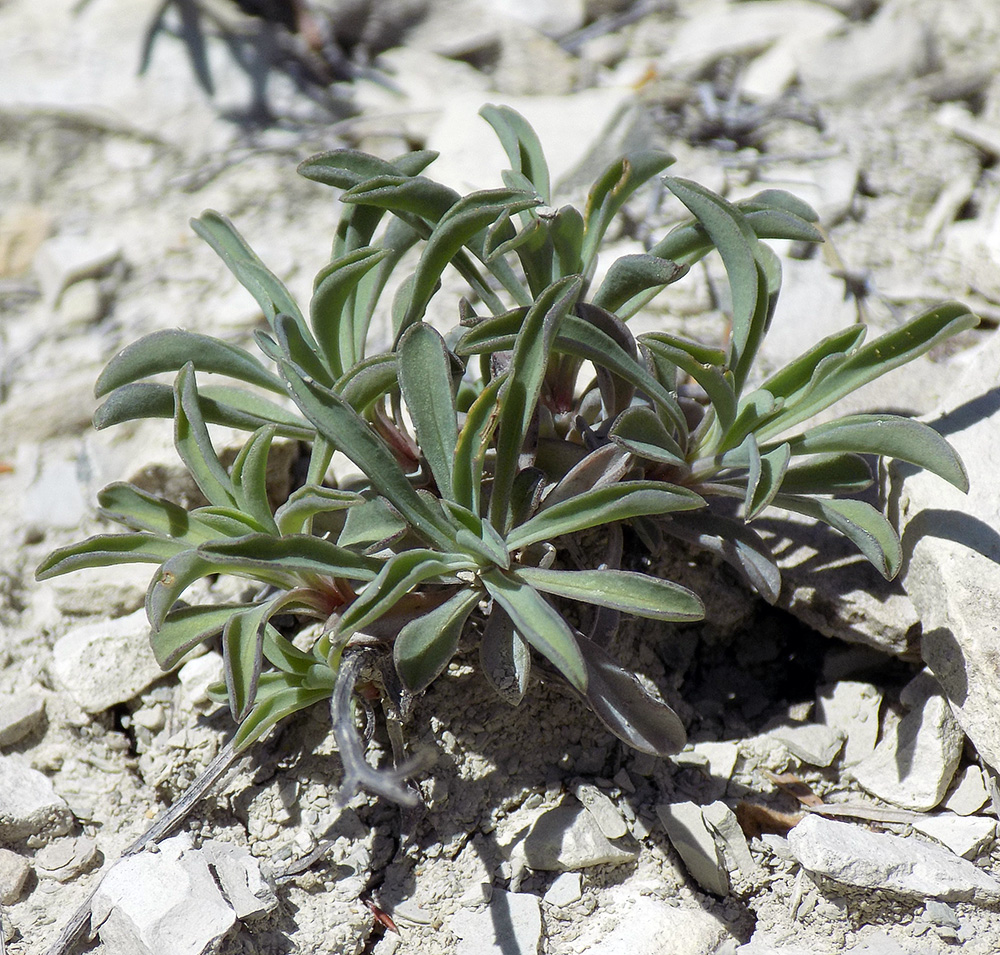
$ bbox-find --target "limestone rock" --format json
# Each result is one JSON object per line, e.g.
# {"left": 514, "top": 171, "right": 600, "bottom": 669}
{"left": 787, "top": 814, "right": 1000, "bottom": 902}
{"left": 450, "top": 890, "right": 541, "bottom": 955}
{"left": 0, "top": 848, "right": 30, "bottom": 904}
{"left": 0, "top": 691, "right": 46, "bottom": 747}
{"left": 850, "top": 672, "right": 964, "bottom": 811}
{"left": 888, "top": 331, "right": 1000, "bottom": 774}
{"left": 0, "top": 754, "right": 74, "bottom": 842}
{"left": 521, "top": 804, "right": 637, "bottom": 871}
{"left": 51, "top": 609, "right": 166, "bottom": 713}
{"left": 817, "top": 681, "right": 882, "bottom": 766}
{"left": 586, "top": 895, "right": 732, "bottom": 955}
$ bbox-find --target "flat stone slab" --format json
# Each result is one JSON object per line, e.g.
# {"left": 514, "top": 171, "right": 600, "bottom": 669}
{"left": 787, "top": 814, "right": 1000, "bottom": 903}
{"left": 450, "top": 890, "right": 541, "bottom": 955}
{"left": 521, "top": 805, "right": 637, "bottom": 871}
{"left": 0, "top": 754, "right": 74, "bottom": 842}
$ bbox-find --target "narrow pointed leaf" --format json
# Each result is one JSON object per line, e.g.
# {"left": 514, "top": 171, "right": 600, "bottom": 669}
{"left": 151, "top": 604, "right": 246, "bottom": 669}
{"left": 760, "top": 325, "right": 867, "bottom": 404}
{"left": 398, "top": 323, "right": 458, "bottom": 501}
{"left": 592, "top": 254, "right": 689, "bottom": 314}
{"left": 279, "top": 361, "right": 452, "bottom": 545}
{"left": 777, "top": 453, "right": 873, "bottom": 495}
{"left": 310, "top": 247, "right": 388, "bottom": 376}
{"left": 609, "top": 406, "right": 685, "bottom": 465}
{"left": 758, "top": 302, "right": 979, "bottom": 439}
{"left": 453, "top": 372, "right": 506, "bottom": 513}
{"left": 394, "top": 589, "right": 480, "bottom": 693}
{"left": 482, "top": 569, "right": 587, "bottom": 692}
{"left": 491, "top": 276, "right": 584, "bottom": 530}
{"left": 190, "top": 211, "right": 304, "bottom": 328}
{"left": 507, "top": 481, "right": 704, "bottom": 551}
{"left": 233, "top": 684, "right": 331, "bottom": 751}
{"left": 35, "top": 533, "right": 185, "bottom": 580}
{"left": 174, "top": 363, "right": 236, "bottom": 508}
{"left": 515, "top": 567, "right": 704, "bottom": 622}
{"left": 198, "top": 533, "right": 382, "bottom": 581}
{"left": 576, "top": 637, "right": 686, "bottom": 755}
{"left": 746, "top": 440, "right": 791, "bottom": 519}
{"left": 223, "top": 601, "right": 273, "bottom": 721}
{"left": 335, "top": 354, "right": 399, "bottom": 412}
{"left": 337, "top": 550, "right": 475, "bottom": 641}
{"left": 275, "top": 485, "right": 364, "bottom": 536}
{"left": 341, "top": 174, "right": 460, "bottom": 223}
{"left": 480, "top": 104, "right": 551, "bottom": 203}
{"left": 95, "top": 329, "right": 284, "bottom": 397}
{"left": 97, "top": 482, "right": 214, "bottom": 541}
{"left": 771, "top": 493, "right": 902, "bottom": 578}
{"left": 784, "top": 414, "right": 968, "bottom": 491}
{"left": 296, "top": 148, "right": 438, "bottom": 189}
{"left": 230, "top": 425, "right": 280, "bottom": 531}
{"left": 480, "top": 606, "right": 531, "bottom": 706}
{"left": 146, "top": 549, "right": 227, "bottom": 631}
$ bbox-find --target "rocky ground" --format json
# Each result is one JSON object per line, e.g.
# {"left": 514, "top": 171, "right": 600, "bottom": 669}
{"left": 2, "top": 0, "right": 1000, "bottom": 953}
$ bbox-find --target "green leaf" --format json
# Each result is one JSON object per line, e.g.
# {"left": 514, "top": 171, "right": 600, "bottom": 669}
{"left": 482, "top": 569, "right": 587, "bottom": 692}
{"left": 507, "top": 480, "right": 704, "bottom": 551}
{"left": 275, "top": 485, "right": 364, "bottom": 536}
{"left": 337, "top": 496, "right": 408, "bottom": 550}
{"left": 758, "top": 302, "right": 979, "bottom": 439}
{"left": 97, "top": 482, "right": 213, "bottom": 541}
{"left": 576, "top": 637, "right": 686, "bottom": 755}
{"left": 310, "top": 247, "right": 388, "bottom": 376}
{"left": 93, "top": 382, "right": 311, "bottom": 438}
{"left": 296, "top": 148, "right": 438, "bottom": 197}
{"left": 783, "top": 413, "right": 968, "bottom": 492}
{"left": 549, "top": 205, "right": 585, "bottom": 279}
{"left": 441, "top": 501, "right": 510, "bottom": 568}
{"left": 491, "top": 275, "right": 584, "bottom": 531}
{"left": 771, "top": 493, "right": 902, "bottom": 578}
{"left": 514, "top": 567, "right": 704, "bottom": 622}
{"left": 559, "top": 315, "right": 688, "bottom": 437}
{"left": 173, "top": 364, "right": 237, "bottom": 508}
{"left": 760, "top": 325, "right": 867, "bottom": 405}
{"left": 582, "top": 152, "right": 676, "bottom": 272}
{"left": 230, "top": 425, "right": 280, "bottom": 532}
{"left": 223, "top": 601, "right": 272, "bottom": 721}
{"left": 452, "top": 373, "right": 506, "bottom": 514}
{"left": 480, "top": 606, "right": 531, "bottom": 706}
{"left": 190, "top": 211, "right": 304, "bottom": 329}
{"left": 341, "top": 174, "right": 460, "bottom": 223}
{"left": 35, "top": 533, "right": 185, "bottom": 580}
{"left": 591, "top": 254, "right": 689, "bottom": 314}
{"left": 337, "top": 549, "right": 476, "bottom": 641}
{"left": 399, "top": 188, "right": 542, "bottom": 333}
{"left": 94, "top": 329, "right": 285, "bottom": 398}
{"left": 662, "top": 177, "right": 764, "bottom": 387}
{"left": 335, "top": 354, "right": 400, "bottom": 413}
{"left": 233, "top": 684, "right": 332, "bottom": 751}
{"left": 480, "top": 104, "right": 551, "bottom": 203}
{"left": 609, "top": 406, "right": 685, "bottom": 465}
{"left": 454, "top": 308, "right": 524, "bottom": 355}
{"left": 146, "top": 549, "right": 227, "bottom": 631}
{"left": 274, "top": 312, "right": 334, "bottom": 387}
{"left": 198, "top": 533, "right": 382, "bottom": 582}
{"left": 745, "top": 438, "right": 791, "bottom": 520}
{"left": 641, "top": 332, "right": 738, "bottom": 435}
{"left": 394, "top": 589, "right": 480, "bottom": 693}
{"left": 777, "top": 453, "right": 873, "bottom": 495}
{"left": 398, "top": 323, "right": 459, "bottom": 501}
{"left": 151, "top": 604, "right": 246, "bottom": 669}
{"left": 279, "top": 361, "right": 452, "bottom": 546}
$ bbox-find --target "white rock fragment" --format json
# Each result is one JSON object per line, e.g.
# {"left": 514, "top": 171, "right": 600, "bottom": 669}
{"left": 817, "top": 681, "right": 881, "bottom": 766}
{"left": 890, "top": 332, "right": 1000, "bottom": 776}
{"left": 942, "top": 766, "right": 990, "bottom": 816}
{"left": 34, "top": 836, "right": 98, "bottom": 882}
{"left": 177, "top": 651, "right": 222, "bottom": 706}
{"left": 910, "top": 814, "right": 997, "bottom": 861}
{"left": 51, "top": 609, "right": 166, "bottom": 713}
{"left": 787, "top": 815, "right": 1000, "bottom": 902}
{"left": 459, "top": 882, "right": 493, "bottom": 907}
{"left": 702, "top": 802, "right": 760, "bottom": 882}
{"left": 0, "top": 754, "right": 74, "bottom": 841}
{"left": 851, "top": 672, "right": 963, "bottom": 811}
{"left": 521, "top": 805, "right": 637, "bottom": 871}
{"left": 34, "top": 233, "right": 121, "bottom": 305}
{"left": 450, "top": 890, "right": 541, "bottom": 955}
{"left": 765, "top": 722, "right": 844, "bottom": 768}
{"left": 572, "top": 781, "right": 629, "bottom": 839}
{"left": 543, "top": 871, "right": 581, "bottom": 907}
{"left": 656, "top": 801, "right": 729, "bottom": 896}
{"left": 585, "top": 895, "right": 731, "bottom": 955}
{"left": 0, "top": 691, "right": 46, "bottom": 747}
{"left": 25, "top": 457, "right": 89, "bottom": 531}
{"left": 0, "top": 847, "right": 31, "bottom": 904}
{"left": 92, "top": 834, "right": 276, "bottom": 955}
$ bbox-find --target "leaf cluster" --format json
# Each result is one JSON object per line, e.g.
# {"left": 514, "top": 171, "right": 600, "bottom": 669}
{"left": 37, "top": 107, "right": 976, "bottom": 803}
